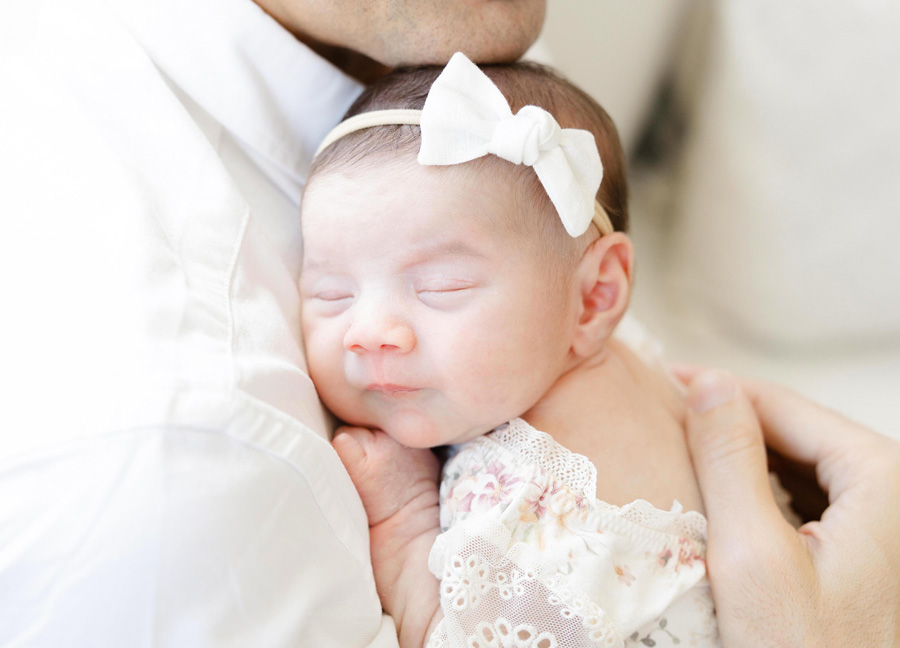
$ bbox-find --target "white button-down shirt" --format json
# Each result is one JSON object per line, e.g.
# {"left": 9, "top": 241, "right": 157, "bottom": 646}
{"left": 0, "top": 0, "right": 398, "bottom": 645}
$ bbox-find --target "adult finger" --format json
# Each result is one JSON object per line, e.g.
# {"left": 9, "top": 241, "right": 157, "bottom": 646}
{"left": 673, "top": 364, "right": 872, "bottom": 466}
{"left": 729, "top": 379, "right": 900, "bottom": 520}
{"left": 684, "top": 371, "right": 790, "bottom": 540}
{"left": 736, "top": 378, "right": 874, "bottom": 467}
{"left": 668, "top": 362, "right": 706, "bottom": 385}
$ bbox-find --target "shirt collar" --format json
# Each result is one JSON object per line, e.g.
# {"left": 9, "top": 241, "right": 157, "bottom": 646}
{"left": 106, "top": 0, "right": 364, "bottom": 185}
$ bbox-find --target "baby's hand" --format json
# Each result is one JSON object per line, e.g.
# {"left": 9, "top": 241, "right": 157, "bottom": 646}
{"left": 333, "top": 426, "right": 440, "bottom": 524}
{"left": 333, "top": 427, "right": 443, "bottom": 648}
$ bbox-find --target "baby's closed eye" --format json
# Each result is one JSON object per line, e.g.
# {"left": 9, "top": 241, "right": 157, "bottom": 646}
{"left": 300, "top": 279, "right": 355, "bottom": 316}
{"left": 313, "top": 290, "right": 354, "bottom": 302}
{"left": 416, "top": 279, "right": 477, "bottom": 308}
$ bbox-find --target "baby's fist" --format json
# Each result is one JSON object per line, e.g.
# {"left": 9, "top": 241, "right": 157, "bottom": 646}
{"left": 333, "top": 427, "right": 440, "bottom": 526}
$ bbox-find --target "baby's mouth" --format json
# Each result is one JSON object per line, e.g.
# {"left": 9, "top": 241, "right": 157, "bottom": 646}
{"left": 365, "top": 383, "right": 422, "bottom": 397}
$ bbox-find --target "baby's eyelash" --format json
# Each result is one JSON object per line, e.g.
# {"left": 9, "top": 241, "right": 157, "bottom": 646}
{"left": 416, "top": 280, "right": 474, "bottom": 293}
{"left": 418, "top": 286, "right": 470, "bottom": 294}
{"left": 314, "top": 291, "right": 353, "bottom": 301}
{"left": 416, "top": 282, "right": 476, "bottom": 309}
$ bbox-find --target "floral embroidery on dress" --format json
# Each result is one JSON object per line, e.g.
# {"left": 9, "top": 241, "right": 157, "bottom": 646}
{"left": 676, "top": 537, "right": 705, "bottom": 571}
{"left": 656, "top": 548, "right": 673, "bottom": 569}
{"left": 456, "top": 460, "right": 524, "bottom": 514}
{"left": 431, "top": 418, "right": 721, "bottom": 648}
{"left": 628, "top": 617, "right": 680, "bottom": 647}
{"left": 615, "top": 564, "right": 635, "bottom": 587}
{"left": 517, "top": 477, "right": 551, "bottom": 524}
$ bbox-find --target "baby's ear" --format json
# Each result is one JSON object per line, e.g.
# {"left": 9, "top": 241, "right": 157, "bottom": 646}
{"left": 571, "top": 232, "right": 634, "bottom": 358}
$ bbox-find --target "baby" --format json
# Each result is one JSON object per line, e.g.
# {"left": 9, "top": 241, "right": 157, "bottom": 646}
{"left": 301, "top": 54, "right": 718, "bottom": 648}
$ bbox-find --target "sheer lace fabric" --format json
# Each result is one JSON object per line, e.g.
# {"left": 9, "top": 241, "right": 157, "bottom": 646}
{"left": 427, "top": 419, "right": 720, "bottom": 648}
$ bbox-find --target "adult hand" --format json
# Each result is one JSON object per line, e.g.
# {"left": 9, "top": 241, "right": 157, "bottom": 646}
{"left": 679, "top": 369, "right": 900, "bottom": 647}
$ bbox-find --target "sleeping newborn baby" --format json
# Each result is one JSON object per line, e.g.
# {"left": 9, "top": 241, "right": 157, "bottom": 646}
{"left": 301, "top": 53, "right": 719, "bottom": 648}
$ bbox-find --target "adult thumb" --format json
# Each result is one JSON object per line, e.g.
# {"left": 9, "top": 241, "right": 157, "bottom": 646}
{"left": 685, "top": 371, "right": 786, "bottom": 543}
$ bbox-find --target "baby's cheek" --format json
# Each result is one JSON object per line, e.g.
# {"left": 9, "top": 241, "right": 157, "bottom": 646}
{"left": 450, "top": 343, "right": 517, "bottom": 408}
{"left": 447, "top": 336, "right": 497, "bottom": 381}
{"left": 304, "top": 331, "right": 346, "bottom": 399}
{"left": 302, "top": 328, "right": 329, "bottom": 377}
{"left": 474, "top": 338, "right": 555, "bottom": 417}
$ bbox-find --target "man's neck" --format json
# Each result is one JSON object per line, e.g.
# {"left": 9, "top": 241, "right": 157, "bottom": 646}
{"left": 301, "top": 42, "right": 391, "bottom": 84}
{"left": 251, "top": 0, "right": 390, "bottom": 83}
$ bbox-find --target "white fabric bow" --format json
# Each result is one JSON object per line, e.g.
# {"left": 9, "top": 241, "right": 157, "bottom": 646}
{"left": 418, "top": 52, "right": 604, "bottom": 237}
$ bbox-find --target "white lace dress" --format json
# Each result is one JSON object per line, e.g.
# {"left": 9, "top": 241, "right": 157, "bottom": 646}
{"left": 426, "top": 418, "right": 720, "bottom": 648}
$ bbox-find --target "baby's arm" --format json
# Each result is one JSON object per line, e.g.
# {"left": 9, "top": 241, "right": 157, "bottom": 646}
{"left": 333, "top": 428, "right": 444, "bottom": 648}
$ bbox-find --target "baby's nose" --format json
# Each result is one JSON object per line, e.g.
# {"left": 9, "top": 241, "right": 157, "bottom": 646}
{"left": 343, "top": 312, "right": 416, "bottom": 355}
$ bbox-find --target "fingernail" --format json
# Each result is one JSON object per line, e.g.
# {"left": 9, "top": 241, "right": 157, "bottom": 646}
{"left": 688, "top": 370, "right": 738, "bottom": 413}
{"left": 667, "top": 362, "right": 702, "bottom": 386}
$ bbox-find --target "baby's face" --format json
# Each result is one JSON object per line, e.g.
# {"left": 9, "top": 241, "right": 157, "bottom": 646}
{"left": 300, "top": 156, "right": 576, "bottom": 448}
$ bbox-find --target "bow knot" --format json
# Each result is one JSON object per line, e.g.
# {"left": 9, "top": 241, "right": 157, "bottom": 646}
{"left": 489, "top": 106, "right": 562, "bottom": 166}
{"left": 418, "top": 53, "right": 603, "bottom": 237}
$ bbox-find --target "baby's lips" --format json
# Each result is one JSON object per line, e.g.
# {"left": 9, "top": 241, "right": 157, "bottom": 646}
{"left": 366, "top": 383, "right": 422, "bottom": 396}
{"left": 365, "top": 381, "right": 410, "bottom": 390}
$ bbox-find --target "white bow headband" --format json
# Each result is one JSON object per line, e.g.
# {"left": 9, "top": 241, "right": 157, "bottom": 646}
{"left": 314, "top": 52, "right": 613, "bottom": 237}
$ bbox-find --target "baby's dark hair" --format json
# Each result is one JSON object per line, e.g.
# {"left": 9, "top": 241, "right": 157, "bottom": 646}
{"left": 311, "top": 62, "right": 628, "bottom": 236}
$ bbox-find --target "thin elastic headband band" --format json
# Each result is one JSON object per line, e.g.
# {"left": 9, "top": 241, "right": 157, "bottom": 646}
{"left": 313, "top": 108, "right": 615, "bottom": 237}
{"left": 314, "top": 109, "right": 422, "bottom": 157}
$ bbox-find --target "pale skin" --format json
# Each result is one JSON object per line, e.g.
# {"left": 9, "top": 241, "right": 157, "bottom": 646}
{"left": 300, "top": 155, "right": 704, "bottom": 647}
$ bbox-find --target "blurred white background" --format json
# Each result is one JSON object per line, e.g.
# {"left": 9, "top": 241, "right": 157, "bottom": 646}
{"left": 533, "top": 0, "right": 900, "bottom": 437}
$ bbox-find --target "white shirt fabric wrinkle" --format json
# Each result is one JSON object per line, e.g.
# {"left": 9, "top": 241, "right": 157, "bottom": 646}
{"left": 0, "top": 0, "right": 394, "bottom": 645}
{"left": 106, "top": 0, "right": 364, "bottom": 276}
{"left": 107, "top": 0, "right": 361, "bottom": 194}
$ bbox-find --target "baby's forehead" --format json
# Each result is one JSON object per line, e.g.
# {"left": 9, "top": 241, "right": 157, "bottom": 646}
{"left": 303, "top": 152, "right": 536, "bottom": 232}
{"left": 300, "top": 152, "right": 583, "bottom": 287}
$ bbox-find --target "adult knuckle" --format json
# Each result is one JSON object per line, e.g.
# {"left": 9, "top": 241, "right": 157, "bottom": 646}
{"left": 850, "top": 444, "right": 900, "bottom": 496}
{"left": 698, "top": 418, "right": 761, "bottom": 465}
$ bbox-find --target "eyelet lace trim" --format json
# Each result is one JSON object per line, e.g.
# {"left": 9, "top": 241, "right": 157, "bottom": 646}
{"left": 426, "top": 551, "right": 623, "bottom": 648}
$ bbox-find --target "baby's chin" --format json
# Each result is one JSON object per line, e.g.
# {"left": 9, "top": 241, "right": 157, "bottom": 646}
{"left": 374, "top": 408, "right": 487, "bottom": 449}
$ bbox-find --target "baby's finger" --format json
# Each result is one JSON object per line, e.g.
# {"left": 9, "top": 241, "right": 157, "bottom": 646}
{"left": 333, "top": 427, "right": 375, "bottom": 478}
{"left": 335, "top": 425, "right": 377, "bottom": 439}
